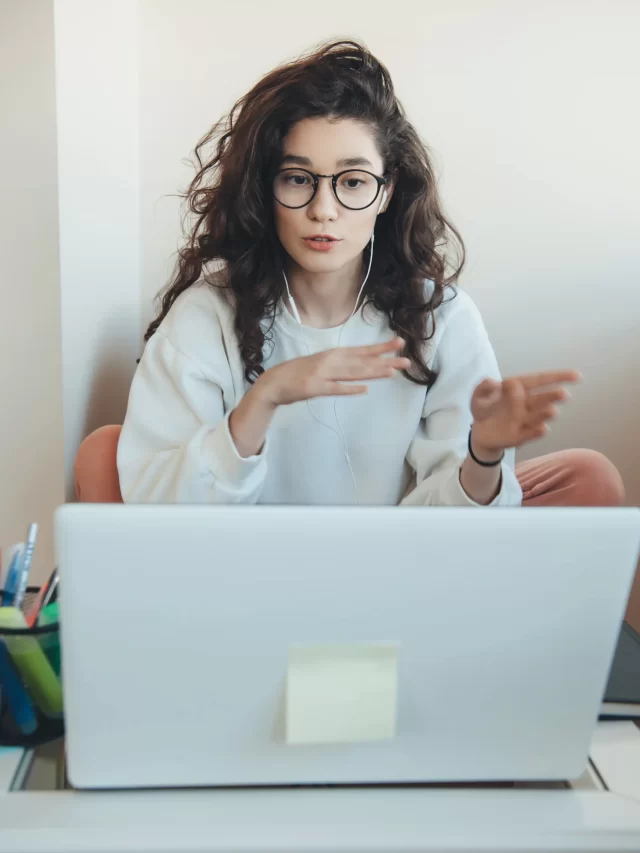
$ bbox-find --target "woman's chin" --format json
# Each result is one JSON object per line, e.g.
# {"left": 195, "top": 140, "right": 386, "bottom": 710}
{"left": 289, "top": 250, "right": 352, "bottom": 275}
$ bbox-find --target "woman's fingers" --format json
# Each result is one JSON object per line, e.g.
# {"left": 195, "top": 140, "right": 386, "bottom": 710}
{"left": 502, "top": 378, "right": 527, "bottom": 411}
{"left": 474, "top": 378, "right": 502, "bottom": 404}
{"left": 518, "top": 370, "right": 581, "bottom": 390}
{"left": 336, "top": 365, "right": 397, "bottom": 381}
{"left": 373, "top": 355, "right": 412, "bottom": 371}
{"left": 300, "top": 343, "right": 410, "bottom": 400}
{"left": 526, "top": 390, "right": 570, "bottom": 418}
{"left": 520, "top": 423, "right": 549, "bottom": 443}
{"left": 346, "top": 337, "right": 405, "bottom": 357}
{"left": 330, "top": 355, "right": 410, "bottom": 381}
{"left": 527, "top": 388, "right": 570, "bottom": 407}
{"left": 526, "top": 405, "right": 559, "bottom": 426}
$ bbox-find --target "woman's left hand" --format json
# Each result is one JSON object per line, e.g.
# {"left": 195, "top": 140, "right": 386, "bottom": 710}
{"left": 470, "top": 370, "right": 581, "bottom": 456}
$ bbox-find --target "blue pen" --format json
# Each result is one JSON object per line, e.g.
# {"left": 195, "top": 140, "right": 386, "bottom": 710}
{"left": 14, "top": 524, "right": 39, "bottom": 610}
{"left": 1, "top": 546, "right": 24, "bottom": 607}
{"left": 0, "top": 641, "right": 38, "bottom": 736}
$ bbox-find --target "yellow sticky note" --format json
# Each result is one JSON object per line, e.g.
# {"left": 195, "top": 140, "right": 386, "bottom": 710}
{"left": 286, "top": 644, "right": 398, "bottom": 745}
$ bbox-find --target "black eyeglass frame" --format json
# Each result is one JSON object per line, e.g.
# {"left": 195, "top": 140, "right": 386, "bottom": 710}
{"left": 273, "top": 168, "right": 388, "bottom": 211}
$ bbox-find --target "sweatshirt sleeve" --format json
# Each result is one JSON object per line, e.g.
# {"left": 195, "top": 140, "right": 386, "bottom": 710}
{"left": 401, "top": 294, "right": 522, "bottom": 508}
{"left": 117, "top": 312, "right": 267, "bottom": 505}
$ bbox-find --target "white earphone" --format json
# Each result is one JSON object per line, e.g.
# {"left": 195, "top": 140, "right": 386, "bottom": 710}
{"left": 286, "top": 285, "right": 303, "bottom": 325}
{"left": 284, "top": 187, "right": 387, "bottom": 325}
{"left": 281, "top": 187, "right": 388, "bottom": 500}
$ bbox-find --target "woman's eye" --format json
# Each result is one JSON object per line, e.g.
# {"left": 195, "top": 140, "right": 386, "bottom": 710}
{"left": 285, "top": 174, "right": 311, "bottom": 186}
{"left": 338, "top": 172, "right": 373, "bottom": 192}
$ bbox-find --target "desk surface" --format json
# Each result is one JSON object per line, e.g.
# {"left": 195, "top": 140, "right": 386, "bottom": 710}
{"left": 2, "top": 788, "right": 640, "bottom": 853}
{"left": 2, "top": 723, "right": 640, "bottom": 853}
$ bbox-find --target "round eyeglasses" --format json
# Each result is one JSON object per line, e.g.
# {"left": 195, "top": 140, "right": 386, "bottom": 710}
{"left": 273, "top": 168, "right": 388, "bottom": 211}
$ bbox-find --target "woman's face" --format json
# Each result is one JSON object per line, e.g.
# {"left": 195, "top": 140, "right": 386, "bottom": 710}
{"left": 273, "top": 117, "right": 390, "bottom": 275}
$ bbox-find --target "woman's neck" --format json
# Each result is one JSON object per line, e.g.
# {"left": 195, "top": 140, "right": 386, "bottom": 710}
{"left": 285, "top": 254, "right": 364, "bottom": 329}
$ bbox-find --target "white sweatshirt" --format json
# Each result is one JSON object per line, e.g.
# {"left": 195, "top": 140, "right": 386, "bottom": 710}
{"left": 117, "top": 281, "right": 522, "bottom": 507}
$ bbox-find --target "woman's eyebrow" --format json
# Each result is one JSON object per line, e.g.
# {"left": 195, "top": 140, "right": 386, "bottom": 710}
{"left": 280, "top": 154, "right": 312, "bottom": 166}
{"left": 280, "top": 154, "right": 374, "bottom": 168}
{"left": 336, "top": 156, "right": 374, "bottom": 168}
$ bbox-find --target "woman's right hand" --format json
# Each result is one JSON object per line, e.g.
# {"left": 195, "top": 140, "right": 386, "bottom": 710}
{"left": 254, "top": 338, "right": 411, "bottom": 407}
{"left": 229, "top": 338, "right": 409, "bottom": 458}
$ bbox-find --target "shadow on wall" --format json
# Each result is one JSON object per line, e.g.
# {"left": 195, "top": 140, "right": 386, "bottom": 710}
{"left": 67, "top": 311, "right": 140, "bottom": 500}
{"left": 515, "top": 356, "right": 640, "bottom": 508}
{"left": 83, "top": 313, "right": 139, "bottom": 437}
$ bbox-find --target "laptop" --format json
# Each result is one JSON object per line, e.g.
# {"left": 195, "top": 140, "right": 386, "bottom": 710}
{"left": 55, "top": 504, "right": 640, "bottom": 790}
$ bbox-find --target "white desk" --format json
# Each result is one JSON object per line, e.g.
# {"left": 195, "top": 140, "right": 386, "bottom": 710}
{"left": 1, "top": 723, "right": 640, "bottom": 853}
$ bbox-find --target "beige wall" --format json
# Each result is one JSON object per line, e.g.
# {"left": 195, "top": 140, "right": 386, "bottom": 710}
{"left": 0, "top": 0, "right": 64, "bottom": 583}
{"left": 136, "top": 0, "right": 640, "bottom": 626}
{"left": 4, "top": 0, "right": 638, "bottom": 603}
{"left": 138, "top": 0, "right": 640, "bottom": 507}
{"left": 54, "top": 0, "right": 141, "bottom": 499}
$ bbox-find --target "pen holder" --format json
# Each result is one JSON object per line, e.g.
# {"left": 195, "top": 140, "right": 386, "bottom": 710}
{"left": 0, "top": 586, "right": 64, "bottom": 748}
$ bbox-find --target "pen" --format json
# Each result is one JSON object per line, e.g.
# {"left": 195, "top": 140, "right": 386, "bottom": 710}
{"left": 42, "top": 571, "right": 59, "bottom": 608}
{"left": 1, "top": 544, "right": 24, "bottom": 607}
{"left": 26, "top": 567, "right": 58, "bottom": 628}
{"left": 14, "top": 523, "right": 39, "bottom": 610}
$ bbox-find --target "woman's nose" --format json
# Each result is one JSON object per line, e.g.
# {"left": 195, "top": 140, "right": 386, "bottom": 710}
{"left": 307, "top": 177, "right": 339, "bottom": 221}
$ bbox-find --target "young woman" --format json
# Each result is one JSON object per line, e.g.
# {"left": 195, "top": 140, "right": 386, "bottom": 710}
{"left": 77, "top": 40, "right": 624, "bottom": 507}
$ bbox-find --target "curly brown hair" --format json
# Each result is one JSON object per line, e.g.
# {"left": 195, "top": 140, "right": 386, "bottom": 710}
{"left": 145, "top": 39, "right": 465, "bottom": 386}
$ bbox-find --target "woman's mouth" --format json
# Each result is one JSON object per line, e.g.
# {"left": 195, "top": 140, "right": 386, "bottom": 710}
{"left": 303, "top": 236, "right": 341, "bottom": 252}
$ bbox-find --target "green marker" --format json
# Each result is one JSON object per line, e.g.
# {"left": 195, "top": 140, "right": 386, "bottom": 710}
{"left": 37, "top": 603, "right": 61, "bottom": 676}
{"left": 0, "top": 607, "right": 63, "bottom": 717}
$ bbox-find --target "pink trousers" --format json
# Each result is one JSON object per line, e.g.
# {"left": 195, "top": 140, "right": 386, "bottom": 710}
{"left": 74, "top": 425, "right": 626, "bottom": 507}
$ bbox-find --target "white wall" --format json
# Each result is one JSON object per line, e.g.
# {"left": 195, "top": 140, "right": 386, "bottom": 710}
{"left": 138, "top": 0, "right": 640, "bottom": 503}
{"left": 0, "top": 0, "right": 634, "bottom": 585}
{"left": 0, "top": 0, "right": 635, "bottom": 588}
{"left": 0, "top": 0, "right": 64, "bottom": 583}
{"left": 54, "top": 0, "right": 141, "bottom": 499}
{"left": 0, "top": 0, "right": 633, "bottom": 629}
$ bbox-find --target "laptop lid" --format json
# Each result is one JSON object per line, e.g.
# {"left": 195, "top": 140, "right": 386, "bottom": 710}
{"left": 55, "top": 505, "right": 640, "bottom": 789}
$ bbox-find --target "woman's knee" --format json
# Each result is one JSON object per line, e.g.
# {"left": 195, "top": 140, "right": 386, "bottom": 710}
{"left": 559, "top": 448, "right": 626, "bottom": 507}
{"left": 74, "top": 425, "right": 123, "bottom": 502}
